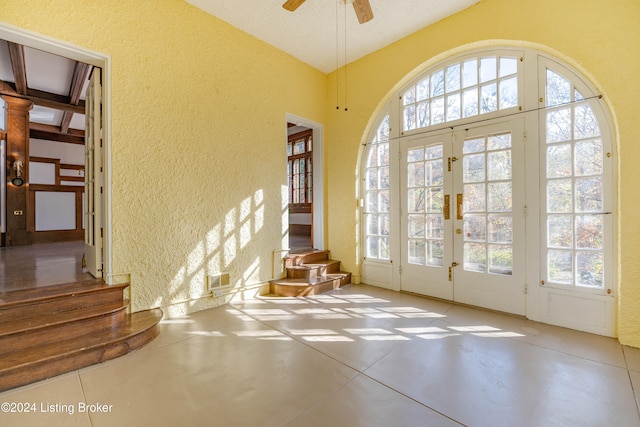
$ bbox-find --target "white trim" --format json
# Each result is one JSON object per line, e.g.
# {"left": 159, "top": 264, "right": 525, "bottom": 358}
{"left": 0, "top": 22, "right": 113, "bottom": 282}
{"left": 285, "top": 113, "right": 325, "bottom": 250}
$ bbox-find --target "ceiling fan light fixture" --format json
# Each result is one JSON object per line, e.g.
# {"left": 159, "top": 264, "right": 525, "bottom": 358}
{"left": 282, "top": 0, "right": 306, "bottom": 12}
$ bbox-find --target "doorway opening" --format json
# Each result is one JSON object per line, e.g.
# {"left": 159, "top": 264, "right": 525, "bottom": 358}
{"left": 286, "top": 114, "right": 325, "bottom": 253}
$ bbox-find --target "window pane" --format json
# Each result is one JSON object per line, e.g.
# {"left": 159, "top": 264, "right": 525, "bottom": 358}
{"left": 408, "top": 163, "right": 424, "bottom": 187}
{"left": 480, "top": 57, "right": 497, "bottom": 83}
{"left": 446, "top": 93, "right": 461, "bottom": 121}
{"left": 403, "top": 86, "right": 416, "bottom": 105}
{"left": 431, "top": 69, "right": 445, "bottom": 96}
{"left": 480, "top": 83, "right": 497, "bottom": 113}
{"left": 408, "top": 188, "right": 425, "bottom": 213}
{"left": 404, "top": 105, "right": 417, "bottom": 130}
{"left": 546, "top": 70, "right": 571, "bottom": 106}
{"left": 464, "top": 183, "right": 486, "bottom": 212}
{"left": 499, "top": 57, "right": 517, "bottom": 77}
{"left": 487, "top": 150, "right": 512, "bottom": 181}
{"left": 464, "top": 214, "right": 486, "bottom": 242}
{"left": 547, "top": 144, "right": 572, "bottom": 178}
{"left": 293, "top": 140, "right": 305, "bottom": 155}
{"left": 425, "top": 159, "right": 444, "bottom": 186}
{"left": 408, "top": 215, "right": 425, "bottom": 238}
{"left": 499, "top": 77, "right": 518, "bottom": 109}
{"left": 378, "top": 190, "right": 390, "bottom": 212}
{"left": 576, "top": 252, "right": 603, "bottom": 288}
{"left": 446, "top": 63, "right": 461, "bottom": 92}
{"left": 575, "top": 103, "right": 601, "bottom": 139}
{"left": 548, "top": 215, "right": 572, "bottom": 248}
{"left": 409, "top": 239, "right": 425, "bottom": 264}
{"left": 575, "top": 177, "right": 603, "bottom": 212}
{"left": 366, "top": 191, "right": 378, "bottom": 211}
{"left": 489, "top": 245, "right": 512, "bottom": 275}
{"left": 548, "top": 250, "right": 572, "bottom": 284}
{"left": 488, "top": 214, "right": 512, "bottom": 243}
{"left": 547, "top": 179, "right": 573, "bottom": 213}
{"left": 426, "top": 214, "right": 444, "bottom": 239}
{"left": 366, "top": 214, "right": 378, "bottom": 235}
{"left": 431, "top": 97, "right": 445, "bottom": 124}
{"left": 378, "top": 143, "right": 389, "bottom": 166}
{"left": 546, "top": 109, "right": 572, "bottom": 143}
{"left": 463, "top": 137, "right": 485, "bottom": 154}
{"left": 408, "top": 147, "right": 424, "bottom": 162}
{"left": 425, "top": 188, "right": 444, "bottom": 213}
{"left": 378, "top": 166, "right": 389, "bottom": 189}
{"left": 367, "top": 236, "right": 379, "bottom": 258}
{"left": 417, "top": 101, "right": 430, "bottom": 128}
{"left": 379, "top": 215, "right": 390, "bottom": 236}
{"left": 464, "top": 242, "right": 486, "bottom": 272}
{"left": 487, "top": 133, "right": 511, "bottom": 150}
{"left": 417, "top": 77, "right": 430, "bottom": 101}
{"left": 463, "top": 154, "right": 485, "bottom": 183}
{"left": 576, "top": 214, "right": 603, "bottom": 250}
{"left": 426, "top": 145, "right": 443, "bottom": 159}
{"left": 487, "top": 182, "right": 512, "bottom": 212}
{"left": 427, "top": 240, "right": 444, "bottom": 266}
{"left": 463, "top": 89, "right": 478, "bottom": 118}
{"left": 462, "top": 59, "right": 478, "bottom": 88}
{"left": 575, "top": 140, "right": 603, "bottom": 176}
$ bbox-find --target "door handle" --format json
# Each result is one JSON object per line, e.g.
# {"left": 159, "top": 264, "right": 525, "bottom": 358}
{"left": 444, "top": 195, "right": 450, "bottom": 220}
{"left": 456, "top": 193, "right": 463, "bottom": 220}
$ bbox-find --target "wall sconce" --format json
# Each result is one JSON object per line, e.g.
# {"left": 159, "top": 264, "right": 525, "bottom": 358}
{"left": 11, "top": 160, "right": 24, "bottom": 186}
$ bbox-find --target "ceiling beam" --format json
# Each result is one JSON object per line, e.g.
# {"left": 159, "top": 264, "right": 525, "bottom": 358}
{"left": 7, "top": 42, "right": 28, "bottom": 95}
{"left": 61, "top": 62, "right": 92, "bottom": 133}
{"left": 0, "top": 80, "right": 85, "bottom": 114}
{"left": 30, "top": 123, "right": 84, "bottom": 145}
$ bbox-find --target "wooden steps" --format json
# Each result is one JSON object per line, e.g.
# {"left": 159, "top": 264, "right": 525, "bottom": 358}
{"left": 269, "top": 250, "right": 351, "bottom": 297}
{"left": 0, "top": 280, "right": 162, "bottom": 392}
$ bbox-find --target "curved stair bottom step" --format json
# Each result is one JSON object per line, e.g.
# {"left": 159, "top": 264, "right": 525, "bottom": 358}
{"left": 269, "top": 273, "right": 351, "bottom": 297}
{"left": 0, "top": 308, "right": 162, "bottom": 393}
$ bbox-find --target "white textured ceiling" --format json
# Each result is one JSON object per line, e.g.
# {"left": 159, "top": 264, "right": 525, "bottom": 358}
{"left": 186, "top": 0, "right": 481, "bottom": 73}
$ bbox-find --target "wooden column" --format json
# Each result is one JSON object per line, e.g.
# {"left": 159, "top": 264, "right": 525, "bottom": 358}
{"left": 3, "top": 95, "right": 33, "bottom": 246}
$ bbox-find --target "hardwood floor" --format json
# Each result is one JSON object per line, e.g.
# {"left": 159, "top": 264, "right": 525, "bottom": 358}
{"left": 0, "top": 240, "right": 97, "bottom": 292}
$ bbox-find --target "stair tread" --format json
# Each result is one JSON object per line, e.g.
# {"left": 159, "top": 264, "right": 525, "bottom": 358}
{"left": 0, "top": 309, "right": 162, "bottom": 371}
{"left": 0, "top": 281, "right": 127, "bottom": 307}
{"left": 0, "top": 300, "right": 127, "bottom": 337}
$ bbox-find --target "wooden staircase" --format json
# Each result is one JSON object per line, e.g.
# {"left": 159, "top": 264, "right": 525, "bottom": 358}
{"left": 0, "top": 279, "right": 162, "bottom": 392}
{"left": 269, "top": 250, "right": 351, "bottom": 297}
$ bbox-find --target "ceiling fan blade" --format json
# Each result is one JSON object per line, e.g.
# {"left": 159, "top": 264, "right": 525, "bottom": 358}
{"left": 352, "top": 0, "right": 374, "bottom": 24}
{"left": 282, "top": 0, "right": 306, "bottom": 12}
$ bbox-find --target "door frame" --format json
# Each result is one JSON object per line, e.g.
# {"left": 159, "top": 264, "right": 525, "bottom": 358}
{"left": 286, "top": 113, "right": 325, "bottom": 250}
{"left": 0, "top": 22, "right": 113, "bottom": 282}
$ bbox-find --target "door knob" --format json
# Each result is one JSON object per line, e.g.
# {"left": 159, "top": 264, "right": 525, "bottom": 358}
{"left": 455, "top": 228, "right": 462, "bottom": 234}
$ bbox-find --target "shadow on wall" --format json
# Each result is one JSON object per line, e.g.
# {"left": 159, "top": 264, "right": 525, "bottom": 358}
{"left": 152, "top": 188, "right": 288, "bottom": 317}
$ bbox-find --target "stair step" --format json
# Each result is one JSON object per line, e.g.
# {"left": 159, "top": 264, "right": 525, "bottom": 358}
{"left": 0, "top": 279, "right": 107, "bottom": 305}
{"left": 270, "top": 273, "right": 351, "bottom": 297}
{"left": 0, "top": 282, "right": 128, "bottom": 325}
{"left": 285, "top": 250, "right": 330, "bottom": 267}
{"left": 0, "top": 308, "right": 162, "bottom": 392}
{"left": 0, "top": 300, "right": 128, "bottom": 345}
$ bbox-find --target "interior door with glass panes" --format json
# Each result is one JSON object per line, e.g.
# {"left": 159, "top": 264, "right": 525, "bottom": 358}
{"left": 400, "top": 119, "right": 525, "bottom": 315}
{"left": 400, "top": 130, "right": 454, "bottom": 300}
{"left": 452, "top": 119, "right": 526, "bottom": 315}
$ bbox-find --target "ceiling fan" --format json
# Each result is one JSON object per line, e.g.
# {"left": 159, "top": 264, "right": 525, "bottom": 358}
{"left": 282, "top": 0, "right": 374, "bottom": 24}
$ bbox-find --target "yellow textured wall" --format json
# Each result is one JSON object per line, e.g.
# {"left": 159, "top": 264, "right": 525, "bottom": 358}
{"left": 325, "top": 0, "right": 640, "bottom": 345}
{"left": 1, "top": 0, "right": 327, "bottom": 316}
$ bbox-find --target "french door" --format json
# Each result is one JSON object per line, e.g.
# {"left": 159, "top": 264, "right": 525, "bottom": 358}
{"left": 400, "top": 119, "right": 526, "bottom": 315}
{"left": 84, "top": 68, "right": 102, "bottom": 278}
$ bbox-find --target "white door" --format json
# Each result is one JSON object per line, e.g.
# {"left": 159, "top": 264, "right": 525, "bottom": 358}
{"left": 400, "top": 118, "right": 526, "bottom": 315}
{"left": 84, "top": 68, "right": 102, "bottom": 278}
